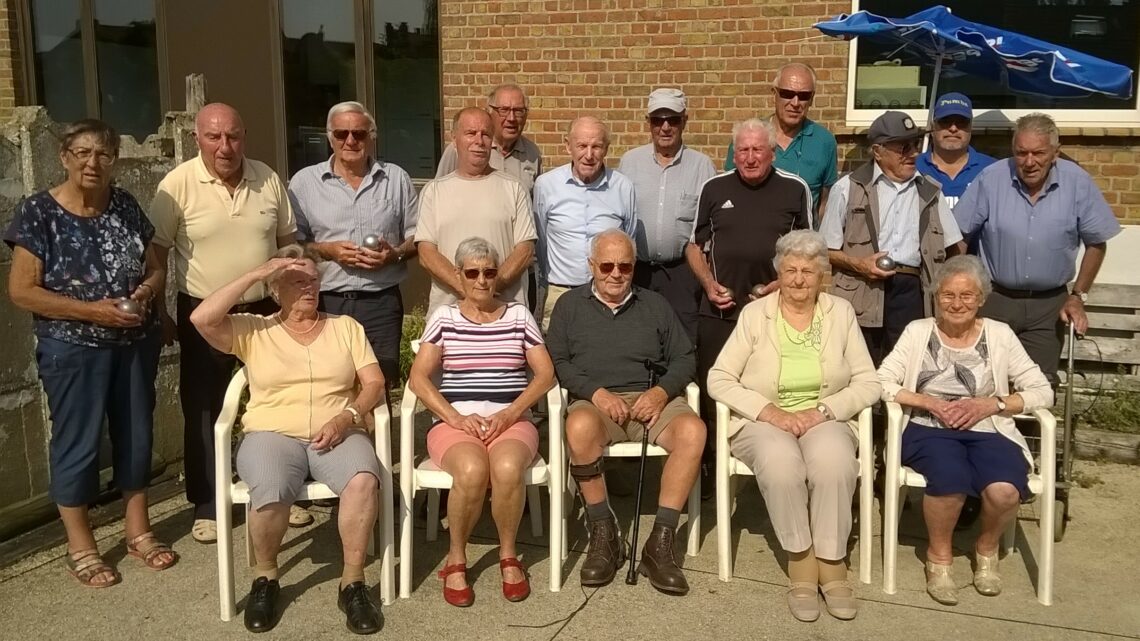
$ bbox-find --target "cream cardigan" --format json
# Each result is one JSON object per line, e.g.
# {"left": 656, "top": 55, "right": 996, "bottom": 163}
{"left": 876, "top": 317, "right": 1055, "bottom": 464}
{"left": 707, "top": 292, "right": 882, "bottom": 439}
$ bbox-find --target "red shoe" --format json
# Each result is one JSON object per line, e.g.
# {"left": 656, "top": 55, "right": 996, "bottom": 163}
{"left": 438, "top": 563, "right": 474, "bottom": 607}
{"left": 499, "top": 557, "right": 531, "bottom": 602}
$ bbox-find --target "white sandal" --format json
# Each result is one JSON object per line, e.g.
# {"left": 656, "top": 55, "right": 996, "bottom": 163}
{"left": 288, "top": 505, "right": 314, "bottom": 528}
{"left": 192, "top": 518, "right": 217, "bottom": 543}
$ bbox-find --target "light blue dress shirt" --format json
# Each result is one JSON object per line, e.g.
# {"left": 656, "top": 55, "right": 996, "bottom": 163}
{"left": 533, "top": 164, "right": 638, "bottom": 287}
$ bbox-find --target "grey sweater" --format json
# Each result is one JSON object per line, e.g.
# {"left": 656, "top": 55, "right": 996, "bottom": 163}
{"left": 546, "top": 284, "right": 696, "bottom": 401}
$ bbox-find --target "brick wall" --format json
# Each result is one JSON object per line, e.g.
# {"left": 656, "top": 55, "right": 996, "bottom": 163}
{"left": 439, "top": 0, "right": 1140, "bottom": 224}
{"left": 0, "top": 0, "right": 22, "bottom": 121}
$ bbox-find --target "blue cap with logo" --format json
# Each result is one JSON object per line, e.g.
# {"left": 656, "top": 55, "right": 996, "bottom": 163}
{"left": 932, "top": 92, "right": 973, "bottom": 121}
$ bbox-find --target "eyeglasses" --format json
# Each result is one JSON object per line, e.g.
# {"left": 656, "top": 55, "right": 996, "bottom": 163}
{"left": 489, "top": 105, "right": 528, "bottom": 118}
{"left": 937, "top": 292, "right": 980, "bottom": 304}
{"left": 775, "top": 87, "right": 815, "bottom": 102}
{"left": 884, "top": 140, "right": 922, "bottom": 155}
{"left": 462, "top": 267, "right": 499, "bottom": 280}
{"left": 597, "top": 261, "right": 634, "bottom": 275}
{"left": 329, "top": 129, "right": 373, "bottom": 141}
{"left": 67, "top": 148, "right": 116, "bottom": 166}
{"left": 649, "top": 115, "right": 684, "bottom": 127}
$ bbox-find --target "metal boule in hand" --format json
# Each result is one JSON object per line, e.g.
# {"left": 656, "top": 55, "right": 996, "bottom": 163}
{"left": 721, "top": 287, "right": 736, "bottom": 301}
{"left": 116, "top": 298, "right": 141, "bottom": 314}
{"left": 362, "top": 234, "right": 382, "bottom": 250}
{"left": 751, "top": 283, "right": 767, "bottom": 299}
{"left": 875, "top": 255, "right": 896, "bottom": 271}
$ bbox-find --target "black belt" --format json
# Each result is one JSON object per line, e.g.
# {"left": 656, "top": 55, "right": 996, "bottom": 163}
{"left": 993, "top": 284, "right": 1067, "bottom": 299}
{"left": 322, "top": 289, "right": 393, "bottom": 300}
{"left": 548, "top": 282, "right": 582, "bottom": 289}
{"left": 638, "top": 258, "right": 686, "bottom": 268}
{"left": 893, "top": 265, "right": 921, "bottom": 277}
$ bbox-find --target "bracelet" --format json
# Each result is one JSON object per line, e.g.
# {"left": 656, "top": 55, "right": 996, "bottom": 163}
{"left": 343, "top": 406, "right": 361, "bottom": 424}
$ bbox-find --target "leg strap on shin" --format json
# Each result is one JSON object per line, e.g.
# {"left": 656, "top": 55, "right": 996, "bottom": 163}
{"left": 570, "top": 456, "right": 604, "bottom": 482}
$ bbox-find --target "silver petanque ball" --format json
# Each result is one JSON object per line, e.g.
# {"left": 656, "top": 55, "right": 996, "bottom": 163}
{"left": 876, "top": 255, "right": 897, "bottom": 271}
{"left": 751, "top": 283, "right": 767, "bottom": 299}
{"left": 361, "top": 234, "right": 382, "bottom": 250}
{"left": 116, "top": 298, "right": 141, "bottom": 314}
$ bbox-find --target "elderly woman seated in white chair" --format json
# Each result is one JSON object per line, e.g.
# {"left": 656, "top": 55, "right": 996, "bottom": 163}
{"left": 877, "top": 255, "right": 1053, "bottom": 606}
{"left": 708, "top": 230, "right": 881, "bottom": 622}
{"left": 191, "top": 245, "right": 385, "bottom": 634}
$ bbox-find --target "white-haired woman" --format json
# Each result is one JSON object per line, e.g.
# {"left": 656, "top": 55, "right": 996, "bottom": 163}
{"left": 877, "top": 255, "right": 1053, "bottom": 606}
{"left": 709, "top": 230, "right": 881, "bottom": 622}
{"left": 408, "top": 237, "right": 555, "bottom": 607}
{"left": 190, "top": 245, "right": 385, "bottom": 634}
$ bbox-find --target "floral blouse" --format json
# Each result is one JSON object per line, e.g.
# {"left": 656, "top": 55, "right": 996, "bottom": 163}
{"left": 3, "top": 187, "right": 157, "bottom": 347}
{"left": 911, "top": 327, "right": 997, "bottom": 432}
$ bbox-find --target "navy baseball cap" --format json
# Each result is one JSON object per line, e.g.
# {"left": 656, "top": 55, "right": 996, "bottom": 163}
{"left": 932, "top": 93, "right": 973, "bottom": 121}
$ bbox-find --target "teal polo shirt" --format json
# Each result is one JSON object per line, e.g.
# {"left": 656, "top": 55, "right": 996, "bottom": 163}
{"left": 724, "top": 119, "right": 838, "bottom": 217}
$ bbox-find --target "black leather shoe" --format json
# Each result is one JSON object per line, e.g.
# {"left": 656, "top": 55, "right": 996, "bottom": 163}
{"left": 338, "top": 581, "right": 383, "bottom": 635}
{"left": 243, "top": 576, "right": 280, "bottom": 633}
{"left": 580, "top": 516, "right": 624, "bottom": 586}
{"left": 638, "top": 524, "right": 689, "bottom": 595}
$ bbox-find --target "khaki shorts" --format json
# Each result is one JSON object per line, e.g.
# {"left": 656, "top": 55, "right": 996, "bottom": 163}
{"left": 540, "top": 284, "right": 572, "bottom": 331}
{"left": 567, "top": 392, "right": 697, "bottom": 446}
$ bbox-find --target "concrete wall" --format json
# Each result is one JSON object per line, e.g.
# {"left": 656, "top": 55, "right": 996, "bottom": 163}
{"left": 0, "top": 106, "right": 195, "bottom": 538}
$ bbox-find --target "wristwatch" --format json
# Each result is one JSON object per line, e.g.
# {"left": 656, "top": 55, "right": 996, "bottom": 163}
{"left": 994, "top": 397, "right": 1007, "bottom": 413}
{"left": 815, "top": 403, "right": 835, "bottom": 420}
{"left": 394, "top": 246, "right": 407, "bottom": 263}
{"left": 1071, "top": 289, "right": 1088, "bottom": 303}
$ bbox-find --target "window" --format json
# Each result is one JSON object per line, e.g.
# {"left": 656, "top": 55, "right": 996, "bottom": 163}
{"left": 279, "top": 0, "right": 441, "bottom": 178}
{"left": 847, "top": 1, "right": 1140, "bottom": 126}
{"left": 24, "top": 0, "right": 163, "bottom": 140}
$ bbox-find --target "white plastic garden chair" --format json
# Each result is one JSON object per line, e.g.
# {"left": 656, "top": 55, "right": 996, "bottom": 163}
{"left": 715, "top": 402, "right": 874, "bottom": 584}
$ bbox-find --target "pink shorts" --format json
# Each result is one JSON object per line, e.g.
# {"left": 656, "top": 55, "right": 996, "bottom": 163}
{"left": 426, "top": 420, "right": 540, "bottom": 466}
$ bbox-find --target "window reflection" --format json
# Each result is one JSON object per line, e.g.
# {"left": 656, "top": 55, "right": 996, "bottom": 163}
{"left": 94, "top": 0, "right": 161, "bottom": 140}
{"left": 373, "top": 0, "right": 441, "bottom": 179}
{"left": 281, "top": 0, "right": 357, "bottom": 174}
{"left": 31, "top": 0, "right": 85, "bottom": 124}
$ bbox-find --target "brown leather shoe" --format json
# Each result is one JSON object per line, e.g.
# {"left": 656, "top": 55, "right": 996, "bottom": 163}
{"left": 580, "top": 516, "right": 624, "bottom": 586}
{"left": 638, "top": 524, "right": 689, "bottom": 595}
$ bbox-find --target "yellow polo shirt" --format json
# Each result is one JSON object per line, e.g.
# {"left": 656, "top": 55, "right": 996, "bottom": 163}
{"left": 229, "top": 313, "right": 378, "bottom": 441}
{"left": 149, "top": 155, "right": 296, "bottom": 302}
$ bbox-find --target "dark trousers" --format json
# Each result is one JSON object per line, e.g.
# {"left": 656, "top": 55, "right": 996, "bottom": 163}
{"left": 861, "top": 273, "right": 924, "bottom": 367}
{"left": 320, "top": 287, "right": 404, "bottom": 385}
{"left": 697, "top": 314, "right": 737, "bottom": 455}
{"left": 981, "top": 287, "right": 1068, "bottom": 385}
{"left": 37, "top": 332, "right": 161, "bottom": 507}
{"left": 177, "top": 292, "right": 277, "bottom": 519}
{"left": 635, "top": 259, "right": 700, "bottom": 344}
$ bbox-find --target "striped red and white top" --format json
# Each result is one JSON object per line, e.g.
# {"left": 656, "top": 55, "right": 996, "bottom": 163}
{"left": 420, "top": 303, "right": 544, "bottom": 413}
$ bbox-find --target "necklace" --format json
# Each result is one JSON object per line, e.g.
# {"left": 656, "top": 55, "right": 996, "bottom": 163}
{"left": 780, "top": 308, "right": 822, "bottom": 350}
{"left": 277, "top": 312, "right": 321, "bottom": 335}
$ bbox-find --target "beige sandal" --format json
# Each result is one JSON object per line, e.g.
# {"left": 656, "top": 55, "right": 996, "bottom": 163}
{"left": 973, "top": 550, "right": 1002, "bottom": 596}
{"left": 192, "top": 518, "right": 217, "bottom": 543}
{"left": 127, "top": 532, "right": 179, "bottom": 570}
{"left": 65, "top": 549, "right": 120, "bottom": 588}
{"left": 925, "top": 561, "right": 959, "bottom": 605}
{"left": 786, "top": 581, "right": 820, "bottom": 622}
{"left": 288, "top": 504, "right": 314, "bottom": 528}
{"left": 820, "top": 579, "right": 859, "bottom": 620}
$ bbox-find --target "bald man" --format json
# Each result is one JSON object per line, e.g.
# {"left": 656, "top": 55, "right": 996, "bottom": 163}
{"left": 533, "top": 116, "right": 637, "bottom": 327}
{"left": 149, "top": 102, "right": 298, "bottom": 542}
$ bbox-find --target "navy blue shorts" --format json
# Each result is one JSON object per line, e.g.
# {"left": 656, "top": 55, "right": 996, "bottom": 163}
{"left": 900, "top": 422, "right": 1030, "bottom": 500}
{"left": 36, "top": 333, "right": 161, "bottom": 507}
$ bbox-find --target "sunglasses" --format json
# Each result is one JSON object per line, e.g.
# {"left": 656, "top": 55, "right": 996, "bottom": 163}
{"left": 649, "top": 115, "right": 684, "bottom": 127}
{"left": 597, "top": 261, "right": 634, "bottom": 275}
{"left": 884, "top": 140, "right": 922, "bottom": 155}
{"left": 462, "top": 267, "right": 499, "bottom": 280}
{"left": 775, "top": 87, "right": 814, "bottom": 102}
{"left": 330, "top": 129, "right": 372, "bottom": 141}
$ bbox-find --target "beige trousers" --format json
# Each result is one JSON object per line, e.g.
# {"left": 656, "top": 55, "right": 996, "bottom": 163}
{"left": 539, "top": 284, "right": 571, "bottom": 332}
{"left": 729, "top": 419, "right": 857, "bottom": 560}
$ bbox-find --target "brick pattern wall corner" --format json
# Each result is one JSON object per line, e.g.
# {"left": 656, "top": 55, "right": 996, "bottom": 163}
{"left": 0, "top": 0, "right": 23, "bottom": 121}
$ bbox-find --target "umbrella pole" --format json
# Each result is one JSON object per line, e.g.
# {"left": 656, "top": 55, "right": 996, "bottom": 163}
{"left": 924, "top": 53, "right": 944, "bottom": 153}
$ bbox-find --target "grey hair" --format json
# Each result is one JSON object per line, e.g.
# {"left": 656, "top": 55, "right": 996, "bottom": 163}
{"left": 590, "top": 229, "right": 634, "bottom": 258}
{"left": 1014, "top": 112, "right": 1060, "bottom": 149}
{"left": 326, "top": 101, "right": 377, "bottom": 136}
{"left": 933, "top": 255, "right": 993, "bottom": 301}
{"left": 773, "top": 230, "right": 829, "bottom": 273}
{"left": 732, "top": 117, "right": 776, "bottom": 148}
{"left": 454, "top": 236, "right": 500, "bottom": 266}
{"left": 773, "top": 62, "right": 817, "bottom": 90}
{"left": 487, "top": 83, "right": 529, "bottom": 109}
{"left": 266, "top": 244, "right": 322, "bottom": 301}
{"left": 567, "top": 116, "right": 611, "bottom": 146}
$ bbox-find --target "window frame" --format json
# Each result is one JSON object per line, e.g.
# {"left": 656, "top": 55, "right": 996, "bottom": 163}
{"left": 843, "top": 0, "right": 1140, "bottom": 128}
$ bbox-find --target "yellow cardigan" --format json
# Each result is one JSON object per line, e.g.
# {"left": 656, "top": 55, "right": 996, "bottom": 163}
{"left": 708, "top": 292, "right": 882, "bottom": 439}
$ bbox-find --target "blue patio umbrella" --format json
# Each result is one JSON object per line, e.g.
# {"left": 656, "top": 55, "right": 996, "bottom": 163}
{"left": 814, "top": 5, "right": 1134, "bottom": 105}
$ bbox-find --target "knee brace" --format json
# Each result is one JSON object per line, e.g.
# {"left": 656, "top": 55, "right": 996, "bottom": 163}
{"left": 569, "top": 456, "right": 604, "bottom": 482}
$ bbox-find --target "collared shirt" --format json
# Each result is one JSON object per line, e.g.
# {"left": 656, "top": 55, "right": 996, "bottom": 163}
{"left": 724, "top": 118, "right": 838, "bottom": 218}
{"left": 436, "top": 136, "right": 543, "bottom": 192}
{"left": 288, "top": 157, "right": 418, "bottom": 293}
{"left": 618, "top": 143, "right": 716, "bottom": 263}
{"left": 533, "top": 164, "right": 638, "bottom": 287}
{"left": 149, "top": 155, "right": 296, "bottom": 302}
{"left": 589, "top": 282, "right": 633, "bottom": 314}
{"left": 821, "top": 164, "right": 963, "bottom": 267}
{"left": 954, "top": 158, "right": 1121, "bottom": 290}
{"left": 916, "top": 146, "right": 998, "bottom": 209}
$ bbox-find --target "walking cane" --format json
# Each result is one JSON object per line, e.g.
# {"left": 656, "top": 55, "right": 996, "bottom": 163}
{"left": 627, "top": 359, "right": 669, "bottom": 585}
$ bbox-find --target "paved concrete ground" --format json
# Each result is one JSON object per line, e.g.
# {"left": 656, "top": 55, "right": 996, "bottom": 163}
{"left": 1, "top": 459, "right": 1137, "bottom": 641}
